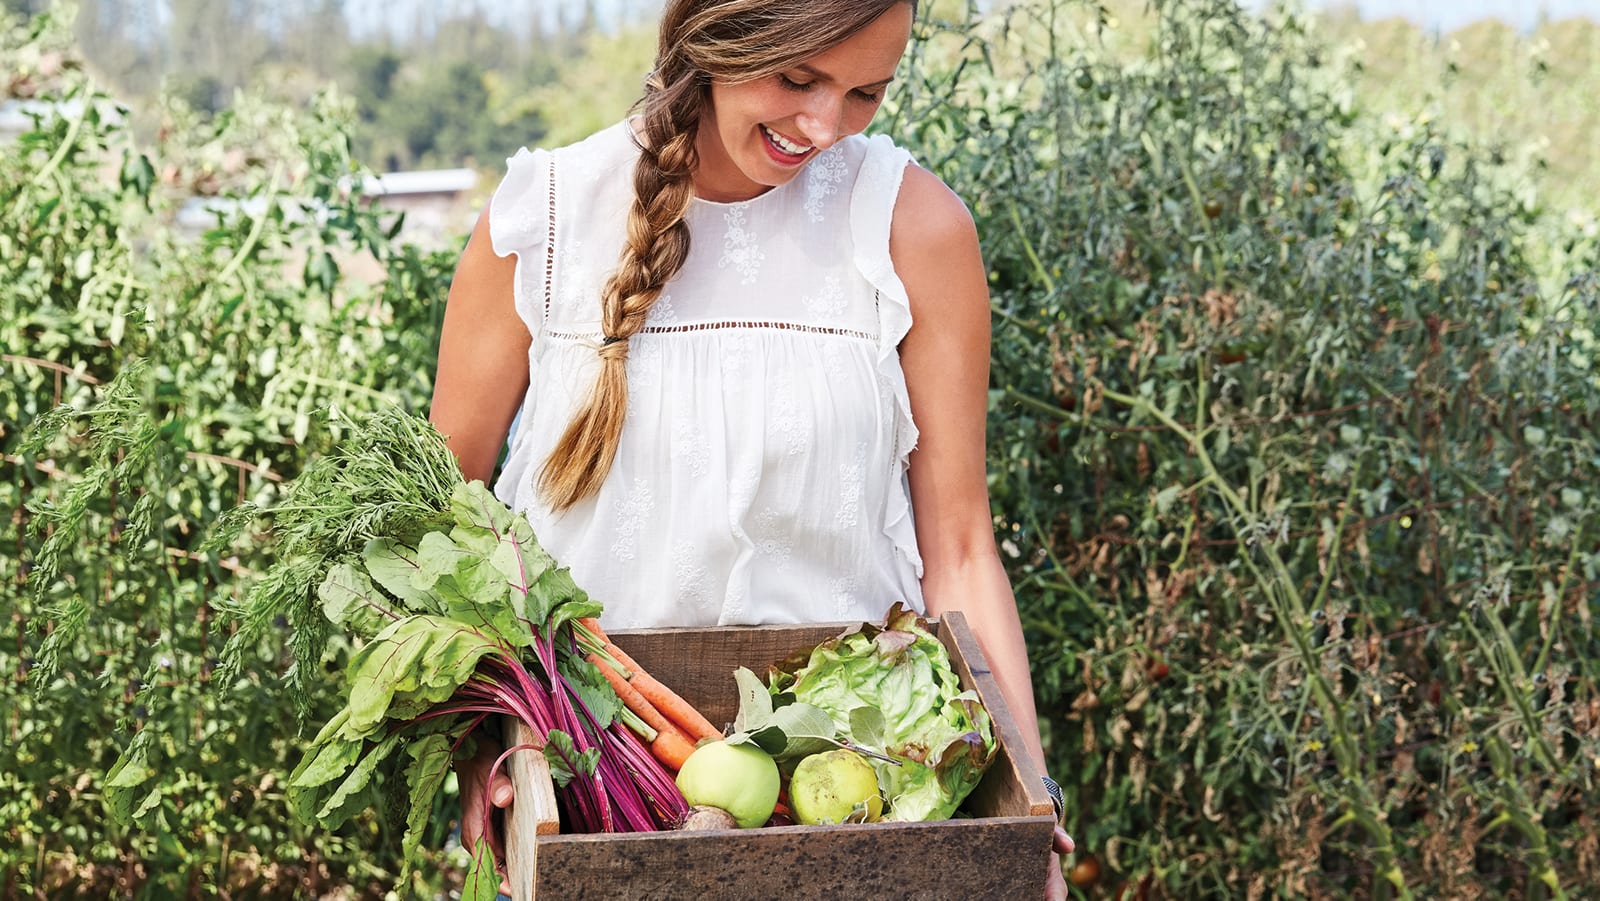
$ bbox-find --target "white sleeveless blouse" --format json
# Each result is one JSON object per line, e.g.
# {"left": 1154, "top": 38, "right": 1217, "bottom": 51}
{"left": 487, "top": 121, "right": 925, "bottom": 630}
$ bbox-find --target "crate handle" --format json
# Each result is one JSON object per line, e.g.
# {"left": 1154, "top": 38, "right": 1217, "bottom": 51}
{"left": 505, "top": 716, "right": 562, "bottom": 901}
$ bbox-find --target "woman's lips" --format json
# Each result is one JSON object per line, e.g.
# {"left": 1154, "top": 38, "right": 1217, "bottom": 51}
{"left": 760, "top": 124, "right": 812, "bottom": 166}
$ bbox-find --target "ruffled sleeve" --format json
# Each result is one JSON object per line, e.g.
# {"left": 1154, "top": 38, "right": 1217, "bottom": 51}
{"left": 488, "top": 146, "right": 553, "bottom": 334}
{"left": 849, "top": 133, "right": 924, "bottom": 581}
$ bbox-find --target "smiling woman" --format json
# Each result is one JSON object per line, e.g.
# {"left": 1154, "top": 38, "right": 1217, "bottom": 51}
{"left": 427, "top": 0, "right": 1077, "bottom": 895}
{"left": 694, "top": 5, "right": 910, "bottom": 201}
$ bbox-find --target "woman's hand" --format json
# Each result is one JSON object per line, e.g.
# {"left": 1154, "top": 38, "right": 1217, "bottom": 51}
{"left": 1046, "top": 826, "right": 1077, "bottom": 900}
{"left": 456, "top": 735, "right": 516, "bottom": 896}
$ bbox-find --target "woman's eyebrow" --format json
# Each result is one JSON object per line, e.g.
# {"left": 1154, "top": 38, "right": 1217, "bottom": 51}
{"left": 794, "top": 62, "right": 896, "bottom": 90}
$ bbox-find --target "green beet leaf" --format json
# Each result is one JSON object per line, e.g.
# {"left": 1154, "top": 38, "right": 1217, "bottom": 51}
{"left": 314, "top": 731, "right": 405, "bottom": 827}
{"left": 530, "top": 565, "right": 598, "bottom": 633}
{"left": 318, "top": 562, "right": 404, "bottom": 637}
{"left": 402, "top": 732, "right": 456, "bottom": 878}
{"left": 363, "top": 538, "right": 447, "bottom": 614}
{"left": 543, "top": 729, "right": 600, "bottom": 788}
{"left": 340, "top": 615, "right": 501, "bottom": 740}
{"left": 559, "top": 654, "right": 622, "bottom": 730}
{"left": 461, "top": 836, "right": 502, "bottom": 901}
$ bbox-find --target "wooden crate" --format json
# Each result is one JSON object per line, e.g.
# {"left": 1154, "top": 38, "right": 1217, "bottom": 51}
{"left": 504, "top": 611, "right": 1056, "bottom": 900}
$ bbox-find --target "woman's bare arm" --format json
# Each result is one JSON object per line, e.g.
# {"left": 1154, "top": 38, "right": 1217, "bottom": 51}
{"left": 891, "top": 163, "right": 1073, "bottom": 898}
{"left": 429, "top": 206, "right": 531, "bottom": 484}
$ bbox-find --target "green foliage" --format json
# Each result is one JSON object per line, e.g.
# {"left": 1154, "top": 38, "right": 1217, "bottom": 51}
{"left": 1, "top": 6, "right": 462, "bottom": 896}
{"left": 883, "top": 0, "right": 1598, "bottom": 895}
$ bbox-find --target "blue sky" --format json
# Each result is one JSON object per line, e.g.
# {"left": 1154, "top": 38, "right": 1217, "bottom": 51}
{"left": 1245, "top": 0, "right": 1598, "bottom": 32}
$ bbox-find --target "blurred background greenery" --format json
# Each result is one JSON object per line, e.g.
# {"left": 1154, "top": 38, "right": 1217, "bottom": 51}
{"left": 4, "top": 0, "right": 1597, "bottom": 898}
{"left": 5, "top": 0, "right": 1595, "bottom": 209}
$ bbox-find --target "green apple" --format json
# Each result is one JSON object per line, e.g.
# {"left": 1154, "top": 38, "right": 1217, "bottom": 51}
{"left": 674, "top": 740, "right": 779, "bottom": 829}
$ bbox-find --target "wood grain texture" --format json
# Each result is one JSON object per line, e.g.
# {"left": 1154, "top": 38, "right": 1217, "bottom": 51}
{"left": 938, "top": 612, "right": 1057, "bottom": 820}
{"left": 533, "top": 816, "right": 1053, "bottom": 900}
{"left": 506, "top": 716, "right": 562, "bottom": 901}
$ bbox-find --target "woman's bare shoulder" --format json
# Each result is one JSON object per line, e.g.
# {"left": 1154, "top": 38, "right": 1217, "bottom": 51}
{"left": 889, "top": 163, "right": 984, "bottom": 312}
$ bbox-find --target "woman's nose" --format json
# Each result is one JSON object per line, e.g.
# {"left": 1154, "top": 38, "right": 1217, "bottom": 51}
{"left": 795, "top": 92, "right": 845, "bottom": 150}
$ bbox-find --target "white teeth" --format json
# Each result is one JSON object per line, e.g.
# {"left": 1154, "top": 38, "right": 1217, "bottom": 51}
{"left": 762, "top": 125, "right": 812, "bottom": 156}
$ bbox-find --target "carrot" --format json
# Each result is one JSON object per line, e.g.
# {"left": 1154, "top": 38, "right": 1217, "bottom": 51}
{"left": 577, "top": 617, "right": 609, "bottom": 644}
{"left": 649, "top": 726, "right": 698, "bottom": 772}
{"left": 587, "top": 652, "right": 674, "bottom": 737}
{"left": 603, "top": 641, "right": 724, "bottom": 743}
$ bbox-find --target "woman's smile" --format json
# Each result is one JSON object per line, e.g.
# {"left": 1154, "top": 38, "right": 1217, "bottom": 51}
{"left": 760, "top": 124, "right": 814, "bottom": 164}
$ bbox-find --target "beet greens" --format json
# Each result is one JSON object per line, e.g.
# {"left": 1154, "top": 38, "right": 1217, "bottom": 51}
{"left": 193, "top": 407, "right": 685, "bottom": 889}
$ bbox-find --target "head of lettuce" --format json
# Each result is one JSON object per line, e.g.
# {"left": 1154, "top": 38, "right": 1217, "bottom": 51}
{"left": 768, "top": 604, "right": 998, "bottom": 821}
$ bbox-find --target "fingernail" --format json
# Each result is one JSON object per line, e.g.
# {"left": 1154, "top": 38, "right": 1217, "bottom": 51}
{"left": 494, "top": 786, "right": 513, "bottom": 806}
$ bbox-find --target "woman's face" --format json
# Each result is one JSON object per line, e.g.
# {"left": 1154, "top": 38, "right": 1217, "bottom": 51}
{"left": 693, "top": 3, "right": 914, "bottom": 203}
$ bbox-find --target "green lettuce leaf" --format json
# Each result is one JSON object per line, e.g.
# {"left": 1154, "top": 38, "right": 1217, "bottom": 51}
{"left": 771, "top": 604, "right": 996, "bottom": 821}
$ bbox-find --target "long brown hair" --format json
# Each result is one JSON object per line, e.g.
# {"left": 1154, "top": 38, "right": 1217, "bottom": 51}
{"left": 538, "top": 0, "right": 917, "bottom": 512}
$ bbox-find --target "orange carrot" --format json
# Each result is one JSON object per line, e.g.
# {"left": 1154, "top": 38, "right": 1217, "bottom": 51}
{"left": 577, "top": 617, "right": 609, "bottom": 644}
{"left": 649, "top": 726, "right": 698, "bottom": 772}
{"left": 603, "top": 641, "right": 724, "bottom": 742}
{"left": 587, "top": 652, "right": 674, "bottom": 737}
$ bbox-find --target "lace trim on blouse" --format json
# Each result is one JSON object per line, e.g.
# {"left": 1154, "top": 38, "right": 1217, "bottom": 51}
{"left": 543, "top": 314, "right": 880, "bottom": 344}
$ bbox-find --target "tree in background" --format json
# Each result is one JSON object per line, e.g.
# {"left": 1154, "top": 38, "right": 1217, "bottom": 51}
{"left": 62, "top": 0, "right": 571, "bottom": 169}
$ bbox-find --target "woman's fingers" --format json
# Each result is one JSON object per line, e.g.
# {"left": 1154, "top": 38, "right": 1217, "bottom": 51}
{"left": 1053, "top": 824, "right": 1076, "bottom": 855}
{"left": 493, "top": 771, "right": 515, "bottom": 808}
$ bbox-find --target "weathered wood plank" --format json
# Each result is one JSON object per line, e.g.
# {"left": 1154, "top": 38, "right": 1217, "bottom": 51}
{"left": 534, "top": 816, "right": 1052, "bottom": 900}
{"left": 506, "top": 717, "right": 562, "bottom": 901}
{"left": 938, "top": 612, "right": 1057, "bottom": 820}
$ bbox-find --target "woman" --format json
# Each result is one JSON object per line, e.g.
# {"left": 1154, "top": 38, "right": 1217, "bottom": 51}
{"left": 429, "top": 0, "right": 1075, "bottom": 895}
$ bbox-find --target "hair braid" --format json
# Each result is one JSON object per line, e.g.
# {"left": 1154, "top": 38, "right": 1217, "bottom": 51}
{"left": 537, "top": 65, "right": 704, "bottom": 512}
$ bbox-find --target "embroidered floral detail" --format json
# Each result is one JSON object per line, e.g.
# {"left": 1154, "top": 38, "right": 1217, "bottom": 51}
{"left": 673, "top": 418, "right": 711, "bottom": 478}
{"left": 717, "top": 207, "right": 764, "bottom": 284}
{"left": 625, "top": 334, "right": 663, "bottom": 397}
{"left": 672, "top": 541, "right": 712, "bottom": 615}
{"left": 802, "top": 274, "right": 847, "bottom": 318}
{"left": 646, "top": 292, "right": 679, "bottom": 326}
{"left": 609, "top": 480, "right": 655, "bottom": 562}
{"left": 804, "top": 148, "right": 847, "bottom": 222}
{"left": 771, "top": 372, "right": 811, "bottom": 457}
{"left": 753, "top": 509, "right": 794, "bottom": 571}
{"left": 835, "top": 442, "right": 867, "bottom": 530}
{"left": 720, "top": 333, "right": 751, "bottom": 377}
{"left": 829, "top": 574, "right": 862, "bottom": 620}
{"left": 822, "top": 341, "right": 848, "bottom": 381}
